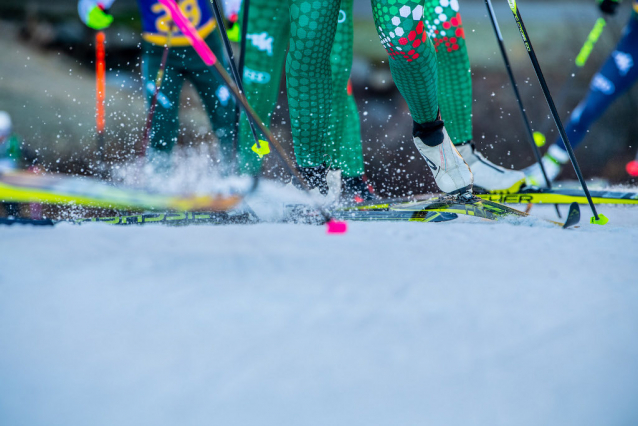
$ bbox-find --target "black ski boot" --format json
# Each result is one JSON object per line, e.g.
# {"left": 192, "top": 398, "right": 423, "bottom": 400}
{"left": 341, "top": 174, "right": 377, "bottom": 205}
{"left": 296, "top": 164, "right": 329, "bottom": 195}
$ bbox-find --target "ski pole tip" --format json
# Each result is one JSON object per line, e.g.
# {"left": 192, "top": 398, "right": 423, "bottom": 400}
{"left": 590, "top": 214, "right": 609, "bottom": 225}
{"left": 626, "top": 160, "right": 638, "bottom": 177}
{"left": 251, "top": 140, "right": 270, "bottom": 158}
{"left": 326, "top": 219, "right": 348, "bottom": 234}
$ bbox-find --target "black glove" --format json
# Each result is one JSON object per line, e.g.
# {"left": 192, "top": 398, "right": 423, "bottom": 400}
{"left": 598, "top": 0, "right": 621, "bottom": 15}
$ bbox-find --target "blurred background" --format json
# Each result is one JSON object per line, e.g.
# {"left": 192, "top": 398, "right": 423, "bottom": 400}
{"left": 0, "top": 0, "right": 636, "bottom": 196}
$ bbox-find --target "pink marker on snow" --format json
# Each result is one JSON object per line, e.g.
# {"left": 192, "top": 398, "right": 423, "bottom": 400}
{"left": 326, "top": 219, "right": 348, "bottom": 234}
{"left": 157, "top": 0, "right": 217, "bottom": 66}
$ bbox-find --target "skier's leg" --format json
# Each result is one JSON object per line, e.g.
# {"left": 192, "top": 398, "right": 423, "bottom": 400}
{"left": 526, "top": 13, "right": 638, "bottom": 185}
{"left": 338, "top": 86, "right": 364, "bottom": 177}
{"left": 237, "top": 0, "right": 290, "bottom": 176}
{"left": 339, "top": 84, "right": 378, "bottom": 201}
{"left": 185, "top": 34, "right": 236, "bottom": 170}
{"left": 326, "top": 0, "right": 374, "bottom": 202}
{"left": 371, "top": 0, "right": 472, "bottom": 194}
{"left": 427, "top": 4, "right": 472, "bottom": 145}
{"left": 326, "top": 0, "right": 363, "bottom": 176}
{"left": 372, "top": 0, "right": 439, "bottom": 122}
{"left": 286, "top": 0, "right": 340, "bottom": 193}
{"left": 143, "top": 42, "right": 184, "bottom": 168}
{"left": 423, "top": 2, "right": 524, "bottom": 192}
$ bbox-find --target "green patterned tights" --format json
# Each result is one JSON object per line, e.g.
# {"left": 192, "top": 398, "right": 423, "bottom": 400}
{"left": 372, "top": 0, "right": 473, "bottom": 144}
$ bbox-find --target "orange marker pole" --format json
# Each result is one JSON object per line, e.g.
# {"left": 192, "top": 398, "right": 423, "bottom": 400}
{"left": 96, "top": 31, "right": 106, "bottom": 166}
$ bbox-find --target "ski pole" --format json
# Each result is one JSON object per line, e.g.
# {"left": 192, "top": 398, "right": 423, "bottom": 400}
{"left": 158, "top": 0, "right": 343, "bottom": 229}
{"left": 238, "top": 0, "right": 250, "bottom": 78}
{"left": 208, "top": 0, "right": 263, "bottom": 166}
{"left": 237, "top": 0, "right": 252, "bottom": 163}
{"left": 484, "top": 0, "right": 561, "bottom": 217}
{"left": 505, "top": 0, "right": 607, "bottom": 225}
{"left": 140, "top": 24, "right": 174, "bottom": 157}
{"left": 95, "top": 31, "right": 106, "bottom": 168}
{"left": 532, "top": 17, "right": 607, "bottom": 147}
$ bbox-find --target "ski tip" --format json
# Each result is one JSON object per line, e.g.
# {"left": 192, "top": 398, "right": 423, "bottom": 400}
{"left": 590, "top": 213, "right": 609, "bottom": 226}
{"left": 626, "top": 160, "right": 638, "bottom": 177}
{"left": 326, "top": 219, "right": 348, "bottom": 234}
{"left": 562, "top": 202, "right": 580, "bottom": 229}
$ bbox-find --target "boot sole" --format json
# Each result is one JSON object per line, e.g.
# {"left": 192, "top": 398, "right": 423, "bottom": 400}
{"left": 445, "top": 184, "right": 473, "bottom": 196}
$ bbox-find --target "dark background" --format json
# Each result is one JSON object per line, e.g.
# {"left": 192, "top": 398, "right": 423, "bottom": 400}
{"left": 0, "top": 0, "right": 636, "bottom": 196}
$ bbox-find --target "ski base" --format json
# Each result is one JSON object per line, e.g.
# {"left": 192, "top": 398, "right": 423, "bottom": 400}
{"left": 73, "top": 211, "right": 256, "bottom": 226}
{"left": 0, "top": 208, "right": 458, "bottom": 227}
{"left": 326, "top": 210, "right": 456, "bottom": 223}
{"left": 284, "top": 205, "right": 457, "bottom": 224}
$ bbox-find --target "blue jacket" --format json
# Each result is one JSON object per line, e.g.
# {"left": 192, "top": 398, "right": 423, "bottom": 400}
{"left": 137, "top": 0, "right": 216, "bottom": 46}
{"left": 78, "top": 0, "right": 217, "bottom": 46}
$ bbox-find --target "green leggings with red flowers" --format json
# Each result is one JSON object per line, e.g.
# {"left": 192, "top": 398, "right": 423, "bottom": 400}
{"left": 372, "top": 0, "right": 473, "bottom": 144}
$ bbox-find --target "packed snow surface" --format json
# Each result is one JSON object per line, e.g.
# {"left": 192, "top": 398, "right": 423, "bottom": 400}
{"left": 1, "top": 204, "right": 637, "bottom": 426}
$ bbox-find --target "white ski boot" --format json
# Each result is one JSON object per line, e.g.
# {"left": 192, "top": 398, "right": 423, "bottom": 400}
{"left": 413, "top": 120, "right": 473, "bottom": 195}
{"left": 523, "top": 144, "right": 569, "bottom": 187}
{"left": 457, "top": 142, "right": 526, "bottom": 193}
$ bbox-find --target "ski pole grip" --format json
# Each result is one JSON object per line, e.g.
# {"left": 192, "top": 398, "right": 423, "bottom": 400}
{"left": 157, "top": 0, "right": 217, "bottom": 66}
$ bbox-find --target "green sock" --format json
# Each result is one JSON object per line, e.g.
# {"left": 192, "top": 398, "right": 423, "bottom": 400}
{"left": 371, "top": 0, "right": 439, "bottom": 124}
{"left": 237, "top": 0, "right": 289, "bottom": 175}
{"left": 423, "top": 1, "right": 473, "bottom": 144}
{"left": 326, "top": 0, "right": 365, "bottom": 177}
{"left": 286, "top": 0, "right": 340, "bottom": 167}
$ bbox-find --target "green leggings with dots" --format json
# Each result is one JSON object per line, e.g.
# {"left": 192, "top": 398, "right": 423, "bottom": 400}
{"left": 237, "top": 0, "right": 364, "bottom": 176}
{"left": 372, "top": 0, "right": 473, "bottom": 144}
{"left": 286, "top": 0, "right": 341, "bottom": 168}
{"left": 326, "top": 1, "right": 364, "bottom": 177}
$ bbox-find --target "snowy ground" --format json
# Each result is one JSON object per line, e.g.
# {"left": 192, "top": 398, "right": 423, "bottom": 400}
{"left": 1, "top": 204, "right": 637, "bottom": 425}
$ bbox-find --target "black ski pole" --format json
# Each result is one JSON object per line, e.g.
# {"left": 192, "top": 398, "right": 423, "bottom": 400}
{"left": 234, "top": 0, "right": 251, "bottom": 165}
{"left": 505, "top": 0, "right": 607, "bottom": 224}
{"left": 484, "top": 0, "right": 561, "bottom": 218}
{"left": 209, "top": 0, "right": 262, "bottom": 166}
{"left": 238, "top": 0, "right": 250, "bottom": 78}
